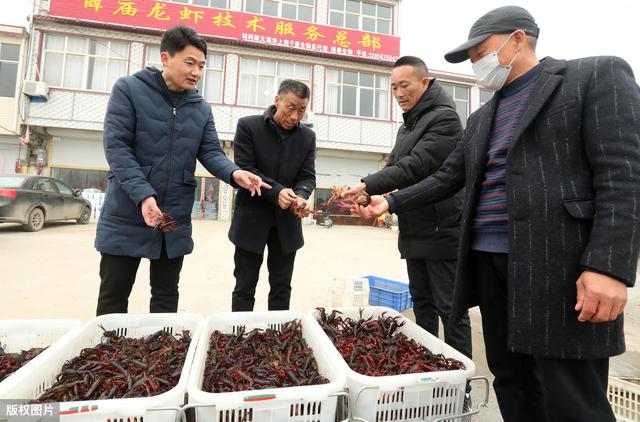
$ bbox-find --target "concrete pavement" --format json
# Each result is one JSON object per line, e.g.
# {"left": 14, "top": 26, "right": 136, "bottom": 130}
{"left": 1, "top": 220, "right": 638, "bottom": 421}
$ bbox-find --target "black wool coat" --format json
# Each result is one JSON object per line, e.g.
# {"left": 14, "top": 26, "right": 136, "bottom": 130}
{"left": 228, "top": 106, "right": 316, "bottom": 255}
{"left": 390, "top": 57, "right": 640, "bottom": 359}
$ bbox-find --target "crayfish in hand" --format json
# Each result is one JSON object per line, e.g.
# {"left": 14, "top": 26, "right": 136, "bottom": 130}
{"left": 289, "top": 199, "right": 312, "bottom": 219}
{"left": 321, "top": 186, "right": 370, "bottom": 214}
{"left": 154, "top": 213, "right": 177, "bottom": 232}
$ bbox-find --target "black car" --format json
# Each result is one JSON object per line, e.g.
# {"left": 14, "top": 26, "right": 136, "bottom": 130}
{"left": 0, "top": 175, "right": 92, "bottom": 231}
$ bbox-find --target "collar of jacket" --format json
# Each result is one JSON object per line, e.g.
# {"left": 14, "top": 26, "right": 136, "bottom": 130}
{"left": 133, "top": 67, "right": 203, "bottom": 107}
{"left": 473, "top": 56, "right": 567, "bottom": 164}
{"left": 402, "top": 79, "right": 456, "bottom": 130}
{"left": 262, "top": 104, "right": 300, "bottom": 131}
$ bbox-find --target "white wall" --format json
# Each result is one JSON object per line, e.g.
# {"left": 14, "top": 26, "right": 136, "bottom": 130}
{"left": 49, "top": 136, "right": 108, "bottom": 168}
{"left": 0, "top": 137, "right": 21, "bottom": 173}
{"left": 315, "top": 152, "right": 383, "bottom": 187}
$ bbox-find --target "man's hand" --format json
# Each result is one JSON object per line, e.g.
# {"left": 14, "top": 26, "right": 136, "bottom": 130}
{"left": 278, "top": 188, "right": 298, "bottom": 209}
{"left": 233, "top": 170, "right": 272, "bottom": 197}
{"left": 352, "top": 195, "right": 389, "bottom": 219}
{"left": 292, "top": 197, "right": 312, "bottom": 218}
{"left": 575, "top": 271, "right": 628, "bottom": 322}
{"left": 341, "top": 182, "right": 367, "bottom": 200}
{"left": 141, "top": 196, "right": 163, "bottom": 228}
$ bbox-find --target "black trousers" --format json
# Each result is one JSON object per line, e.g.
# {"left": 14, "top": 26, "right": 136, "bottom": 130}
{"left": 406, "top": 258, "right": 473, "bottom": 359}
{"left": 471, "top": 251, "right": 615, "bottom": 422}
{"left": 232, "top": 227, "right": 296, "bottom": 311}
{"left": 96, "top": 238, "right": 184, "bottom": 316}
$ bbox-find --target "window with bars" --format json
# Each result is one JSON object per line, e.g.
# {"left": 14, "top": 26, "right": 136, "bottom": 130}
{"left": 441, "top": 83, "right": 470, "bottom": 127}
{"left": 0, "top": 43, "right": 20, "bottom": 97}
{"left": 163, "top": 0, "right": 227, "bottom": 8}
{"left": 145, "top": 45, "right": 225, "bottom": 103}
{"left": 325, "top": 68, "right": 389, "bottom": 119}
{"left": 329, "top": 0, "right": 391, "bottom": 34}
{"left": 245, "top": 0, "right": 314, "bottom": 22}
{"left": 42, "top": 35, "right": 129, "bottom": 92}
{"left": 238, "top": 57, "right": 311, "bottom": 107}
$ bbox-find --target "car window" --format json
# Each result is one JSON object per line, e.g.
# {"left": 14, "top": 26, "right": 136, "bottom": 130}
{"left": 34, "top": 179, "right": 58, "bottom": 193}
{"left": 0, "top": 177, "right": 26, "bottom": 188}
{"left": 54, "top": 180, "right": 74, "bottom": 195}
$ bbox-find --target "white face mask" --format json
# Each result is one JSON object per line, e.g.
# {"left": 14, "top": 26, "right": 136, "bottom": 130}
{"left": 472, "top": 33, "right": 519, "bottom": 91}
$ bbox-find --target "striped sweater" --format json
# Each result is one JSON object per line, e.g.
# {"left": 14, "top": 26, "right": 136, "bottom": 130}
{"left": 471, "top": 64, "right": 542, "bottom": 253}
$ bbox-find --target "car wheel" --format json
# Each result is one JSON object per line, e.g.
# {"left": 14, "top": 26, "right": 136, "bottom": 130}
{"left": 77, "top": 207, "right": 91, "bottom": 224}
{"left": 23, "top": 207, "right": 45, "bottom": 232}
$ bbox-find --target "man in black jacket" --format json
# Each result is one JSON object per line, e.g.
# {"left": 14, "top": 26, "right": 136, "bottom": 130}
{"left": 347, "top": 56, "right": 471, "bottom": 359}
{"left": 355, "top": 6, "right": 640, "bottom": 422}
{"left": 228, "top": 79, "right": 316, "bottom": 311}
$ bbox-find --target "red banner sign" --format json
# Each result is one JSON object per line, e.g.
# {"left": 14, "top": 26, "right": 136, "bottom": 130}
{"left": 49, "top": 0, "right": 400, "bottom": 63}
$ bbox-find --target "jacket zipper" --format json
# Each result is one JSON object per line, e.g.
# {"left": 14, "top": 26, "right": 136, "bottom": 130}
{"left": 160, "top": 98, "right": 200, "bottom": 207}
{"left": 161, "top": 106, "right": 177, "bottom": 206}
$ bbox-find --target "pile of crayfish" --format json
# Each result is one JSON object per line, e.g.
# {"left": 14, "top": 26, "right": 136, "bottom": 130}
{"left": 203, "top": 320, "right": 328, "bottom": 392}
{"left": 320, "top": 186, "right": 370, "bottom": 214}
{"left": 33, "top": 328, "right": 191, "bottom": 402}
{"left": 316, "top": 308, "right": 465, "bottom": 377}
{"left": 0, "top": 344, "right": 45, "bottom": 382}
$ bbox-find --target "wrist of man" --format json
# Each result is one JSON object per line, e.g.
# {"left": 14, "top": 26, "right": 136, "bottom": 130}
{"left": 384, "top": 193, "right": 397, "bottom": 214}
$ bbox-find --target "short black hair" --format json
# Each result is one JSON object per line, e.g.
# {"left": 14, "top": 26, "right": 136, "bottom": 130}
{"left": 393, "top": 56, "right": 429, "bottom": 79}
{"left": 277, "top": 79, "right": 310, "bottom": 99}
{"left": 160, "top": 25, "right": 207, "bottom": 57}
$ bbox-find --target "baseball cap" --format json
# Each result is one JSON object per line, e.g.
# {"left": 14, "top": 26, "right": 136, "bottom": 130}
{"left": 444, "top": 5, "right": 540, "bottom": 63}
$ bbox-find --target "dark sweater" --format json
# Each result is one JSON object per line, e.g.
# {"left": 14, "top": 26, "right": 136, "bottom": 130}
{"left": 471, "top": 63, "right": 542, "bottom": 253}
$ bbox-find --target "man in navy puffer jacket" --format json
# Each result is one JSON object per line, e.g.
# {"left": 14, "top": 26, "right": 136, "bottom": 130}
{"left": 95, "top": 26, "right": 267, "bottom": 315}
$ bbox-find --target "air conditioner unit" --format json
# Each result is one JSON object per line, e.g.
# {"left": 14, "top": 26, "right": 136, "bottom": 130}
{"left": 23, "top": 80, "right": 49, "bottom": 99}
{"left": 302, "top": 110, "right": 315, "bottom": 126}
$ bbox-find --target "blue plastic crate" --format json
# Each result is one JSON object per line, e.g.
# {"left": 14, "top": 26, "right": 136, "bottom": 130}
{"left": 363, "top": 275, "right": 413, "bottom": 312}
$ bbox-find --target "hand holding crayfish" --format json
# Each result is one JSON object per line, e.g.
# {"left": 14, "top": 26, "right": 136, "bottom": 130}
{"left": 141, "top": 196, "right": 163, "bottom": 228}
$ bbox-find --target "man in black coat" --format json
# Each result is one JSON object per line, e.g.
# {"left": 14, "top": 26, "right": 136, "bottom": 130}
{"left": 355, "top": 6, "right": 640, "bottom": 422}
{"left": 345, "top": 56, "right": 471, "bottom": 360}
{"left": 228, "top": 79, "right": 316, "bottom": 311}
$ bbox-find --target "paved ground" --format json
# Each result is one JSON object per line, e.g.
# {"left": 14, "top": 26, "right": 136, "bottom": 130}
{"left": 1, "top": 220, "right": 639, "bottom": 421}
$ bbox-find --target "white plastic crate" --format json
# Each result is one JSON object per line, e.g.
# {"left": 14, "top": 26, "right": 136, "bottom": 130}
{"left": 0, "top": 313, "right": 203, "bottom": 422}
{"left": 186, "top": 311, "right": 347, "bottom": 422}
{"left": 608, "top": 376, "right": 640, "bottom": 422}
{"left": 0, "top": 319, "right": 81, "bottom": 386}
{"left": 329, "top": 277, "right": 370, "bottom": 308}
{"left": 310, "top": 307, "right": 479, "bottom": 422}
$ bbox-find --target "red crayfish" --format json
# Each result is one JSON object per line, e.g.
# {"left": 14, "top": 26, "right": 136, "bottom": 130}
{"left": 316, "top": 308, "right": 465, "bottom": 377}
{"left": 0, "top": 344, "right": 45, "bottom": 382}
{"left": 203, "top": 320, "right": 328, "bottom": 393}
{"left": 154, "top": 213, "right": 177, "bottom": 232}
{"left": 33, "top": 327, "right": 191, "bottom": 402}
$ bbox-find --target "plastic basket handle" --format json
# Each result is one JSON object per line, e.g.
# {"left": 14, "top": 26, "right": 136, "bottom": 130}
{"left": 146, "top": 405, "right": 183, "bottom": 422}
{"left": 432, "top": 376, "right": 491, "bottom": 422}
{"left": 351, "top": 384, "right": 379, "bottom": 422}
{"left": 176, "top": 403, "right": 217, "bottom": 422}
{"left": 329, "top": 391, "right": 351, "bottom": 422}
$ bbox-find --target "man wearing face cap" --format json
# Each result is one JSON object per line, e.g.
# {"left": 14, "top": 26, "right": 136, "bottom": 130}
{"left": 352, "top": 5, "right": 640, "bottom": 421}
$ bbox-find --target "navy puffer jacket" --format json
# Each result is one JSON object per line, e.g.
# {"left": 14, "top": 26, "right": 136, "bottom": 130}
{"left": 95, "top": 67, "right": 239, "bottom": 259}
